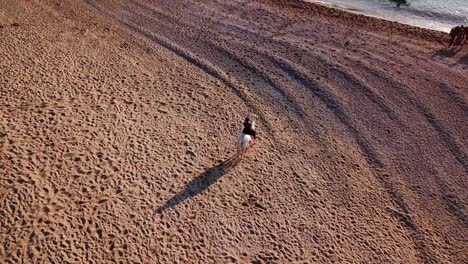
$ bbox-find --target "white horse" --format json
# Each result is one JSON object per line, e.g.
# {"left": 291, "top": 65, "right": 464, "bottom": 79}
{"left": 236, "top": 115, "right": 256, "bottom": 158}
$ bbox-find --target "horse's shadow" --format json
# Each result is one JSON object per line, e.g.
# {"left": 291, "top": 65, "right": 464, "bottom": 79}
{"left": 432, "top": 46, "right": 461, "bottom": 61}
{"left": 155, "top": 155, "right": 242, "bottom": 214}
{"left": 431, "top": 46, "right": 468, "bottom": 69}
{"left": 456, "top": 55, "right": 468, "bottom": 68}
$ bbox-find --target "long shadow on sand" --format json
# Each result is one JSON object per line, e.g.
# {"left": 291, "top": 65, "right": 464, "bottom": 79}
{"left": 432, "top": 47, "right": 468, "bottom": 69}
{"left": 155, "top": 156, "right": 241, "bottom": 214}
{"left": 456, "top": 55, "right": 468, "bottom": 69}
{"left": 431, "top": 47, "right": 461, "bottom": 60}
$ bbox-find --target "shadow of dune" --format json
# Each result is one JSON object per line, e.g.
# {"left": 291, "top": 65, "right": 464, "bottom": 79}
{"left": 155, "top": 156, "right": 241, "bottom": 214}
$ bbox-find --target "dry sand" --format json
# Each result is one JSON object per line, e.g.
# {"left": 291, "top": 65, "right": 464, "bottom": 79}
{"left": 1, "top": 0, "right": 467, "bottom": 263}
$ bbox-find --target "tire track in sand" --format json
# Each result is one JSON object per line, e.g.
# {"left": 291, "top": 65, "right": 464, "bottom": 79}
{"left": 259, "top": 53, "right": 439, "bottom": 264}
{"left": 84, "top": 0, "right": 283, "bottom": 143}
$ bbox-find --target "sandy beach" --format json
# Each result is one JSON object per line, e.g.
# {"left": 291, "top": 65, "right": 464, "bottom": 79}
{"left": 1, "top": 0, "right": 467, "bottom": 263}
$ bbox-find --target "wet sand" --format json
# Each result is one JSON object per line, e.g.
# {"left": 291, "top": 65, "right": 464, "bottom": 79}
{"left": 1, "top": 0, "right": 467, "bottom": 263}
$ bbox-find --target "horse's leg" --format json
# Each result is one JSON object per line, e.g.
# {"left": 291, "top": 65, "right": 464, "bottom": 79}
{"left": 241, "top": 138, "right": 250, "bottom": 158}
{"left": 237, "top": 138, "right": 245, "bottom": 158}
{"left": 239, "top": 145, "right": 246, "bottom": 159}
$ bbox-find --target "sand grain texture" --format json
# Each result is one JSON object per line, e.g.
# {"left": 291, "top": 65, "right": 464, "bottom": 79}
{"left": 1, "top": 0, "right": 467, "bottom": 263}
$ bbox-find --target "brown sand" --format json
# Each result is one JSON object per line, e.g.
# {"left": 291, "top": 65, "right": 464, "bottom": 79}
{"left": 1, "top": 0, "right": 467, "bottom": 263}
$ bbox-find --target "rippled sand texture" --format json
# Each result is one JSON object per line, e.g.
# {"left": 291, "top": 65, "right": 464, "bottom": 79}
{"left": 1, "top": 0, "right": 467, "bottom": 263}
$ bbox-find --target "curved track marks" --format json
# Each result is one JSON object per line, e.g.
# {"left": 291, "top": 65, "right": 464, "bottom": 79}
{"left": 2, "top": 0, "right": 467, "bottom": 263}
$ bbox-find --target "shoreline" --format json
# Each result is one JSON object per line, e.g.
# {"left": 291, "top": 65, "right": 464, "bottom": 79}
{"left": 305, "top": 0, "right": 456, "bottom": 33}
{"left": 267, "top": 0, "right": 448, "bottom": 44}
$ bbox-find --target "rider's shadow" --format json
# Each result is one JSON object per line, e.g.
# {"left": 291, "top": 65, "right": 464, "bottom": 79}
{"left": 155, "top": 156, "right": 241, "bottom": 214}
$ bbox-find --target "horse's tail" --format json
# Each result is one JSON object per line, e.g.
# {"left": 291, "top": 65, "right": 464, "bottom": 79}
{"left": 237, "top": 134, "right": 251, "bottom": 151}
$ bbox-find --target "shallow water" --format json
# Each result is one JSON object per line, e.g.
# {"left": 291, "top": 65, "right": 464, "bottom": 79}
{"left": 307, "top": 0, "right": 468, "bottom": 32}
